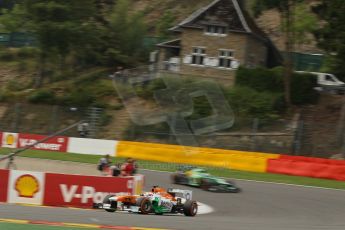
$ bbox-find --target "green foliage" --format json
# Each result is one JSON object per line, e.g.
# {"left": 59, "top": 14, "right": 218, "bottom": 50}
{"left": 99, "top": 112, "right": 112, "bottom": 126}
{"left": 187, "top": 96, "right": 213, "bottom": 120}
{"left": 236, "top": 67, "right": 283, "bottom": 92}
{"left": 315, "top": 0, "right": 345, "bottom": 77}
{"left": 58, "top": 89, "right": 95, "bottom": 107}
{"left": 28, "top": 89, "right": 56, "bottom": 104}
{"left": 106, "top": 0, "right": 148, "bottom": 65}
{"left": 0, "top": 48, "right": 16, "bottom": 61}
{"left": 252, "top": 0, "right": 303, "bottom": 16}
{"left": 225, "top": 86, "right": 283, "bottom": 119}
{"left": 0, "top": 47, "right": 38, "bottom": 61}
{"left": 291, "top": 72, "right": 319, "bottom": 105}
{"left": 155, "top": 10, "right": 175, "bottom": 38}
{"left": 291, "top": 3, "right": 318, "bottom": 47}
{"left": 236, "top": 67, "right": 318, "bottom": 105}
{"left": 17, "top": 47, "right": 39, "bottom": 58}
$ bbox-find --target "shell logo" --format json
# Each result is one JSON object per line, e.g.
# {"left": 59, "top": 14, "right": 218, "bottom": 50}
{"left": 14, "top": 174, "right": 40, "bottom": 198}
{"left": 6, "top": 134, "right": 15, "bottom": 146}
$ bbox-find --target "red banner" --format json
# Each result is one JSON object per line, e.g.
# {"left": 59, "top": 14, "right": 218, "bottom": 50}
{"left": 18, "top": 133, "right": 68, "bottom": 152}
{"left": 0, "top": 169, "right": 9, "bottom": 202}
{"left": 43, "top": 173, "right": 134, "bottom": 208}
{"left": 279, "top": 155, "right": 345, "bottom": 165}
{"left": 267, "top": 159, "right": 345, "bottom": 181}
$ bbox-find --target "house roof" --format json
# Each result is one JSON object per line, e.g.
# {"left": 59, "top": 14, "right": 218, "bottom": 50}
{"left": 170, "top": 0, "right": 251, "bottom": 33}
{"left": 169, "top": 0, "right": 283, "bottom": 67}
{"left": 157, "top": 39, "right": 181, "bottom": 49}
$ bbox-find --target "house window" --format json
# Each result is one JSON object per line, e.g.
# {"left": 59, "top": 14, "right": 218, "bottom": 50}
{"left": 218, "top": 49, "right": 235, "bottom": 68}
{"left": 205, "top": 25, "right": 227, "bottom": 36}
{"left": 191, "top": 47, "right": 206, "bottom": 65}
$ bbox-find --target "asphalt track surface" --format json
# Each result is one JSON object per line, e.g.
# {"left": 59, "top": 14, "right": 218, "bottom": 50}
{"left": 1, "top": 158, "right": 345, "bottom": 230}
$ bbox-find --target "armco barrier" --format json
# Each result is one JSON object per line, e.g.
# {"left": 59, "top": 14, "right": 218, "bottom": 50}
{"left": 267, "top": 159, "right": 345, "bottom": 181}
{"left": 0, "top": 169, "right": 144, "bottom": 208}
{"left": 116, "top": 141, "right": 280, "bottom": 173}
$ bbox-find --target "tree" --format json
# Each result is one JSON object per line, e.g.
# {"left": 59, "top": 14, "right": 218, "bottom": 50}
{"left": 253, "top": 0, "right": 295, "bottom": 105}
{"left": 155, "top": 10, "right": 175, "bottom": 39}
{"left": 0, "top": 0, "right": 98, "bottom": 87}
{"left": 315, "top": 0, "right": 345, "bottom": 77}
{"left": 105, "top": 0, "right": 147, "bottom": 66}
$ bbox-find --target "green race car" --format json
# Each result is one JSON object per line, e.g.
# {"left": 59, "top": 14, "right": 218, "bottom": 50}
{"left": 171, "top": 167, "right": 241, "bottom": 193}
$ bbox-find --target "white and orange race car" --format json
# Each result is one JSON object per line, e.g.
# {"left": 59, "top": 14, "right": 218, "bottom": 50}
{"left": 95, "top": 186, "right": 198, "bottom": 216}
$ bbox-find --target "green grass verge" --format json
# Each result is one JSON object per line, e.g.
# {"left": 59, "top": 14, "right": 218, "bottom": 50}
{"left": 1, "top": 148, "right": 345, "bottom": 190}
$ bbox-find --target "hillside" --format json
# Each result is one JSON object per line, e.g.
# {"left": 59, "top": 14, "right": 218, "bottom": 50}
{"left": 0, "top": 0, "right": 336, "bottom": 158}
{"left": 132, "top": 0, "right": 322, "bottom": 53}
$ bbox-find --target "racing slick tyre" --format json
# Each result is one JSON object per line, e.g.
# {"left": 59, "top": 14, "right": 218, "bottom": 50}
{"left": 183, "top": 200, "right": 198, "bottom": 217}
{"left": 200, "top": 179, "right": 215, "bottom": 191}
{"left": 171, "top": 173, "right": 186, "bottom": 184}
{"left": 226, "top": 180, "right": 242, "bottom": 193}
{"left": 136, "top": 197, "right": 152, "bottom": 214}
{"left": 103, "top": 195, "right": 117, "bottom": 212}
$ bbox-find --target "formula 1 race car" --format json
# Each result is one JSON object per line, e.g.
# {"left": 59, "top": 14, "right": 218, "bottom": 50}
{"left": 95, "top": 186, "right": 198, "bottom": 216}
{"left": 171, "top": 167, "right": 241, "bottom": 193}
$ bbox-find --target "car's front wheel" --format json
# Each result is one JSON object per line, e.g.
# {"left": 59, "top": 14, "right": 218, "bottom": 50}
{"left": 136, "top": 197, "right": 152, "bottom": 214}
{"left": 103, "top": 195, "right": 117, "bottom": 212}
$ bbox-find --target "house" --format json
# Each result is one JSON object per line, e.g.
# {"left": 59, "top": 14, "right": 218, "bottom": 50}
{"left": 155, "top": 0, "right": 281, "bottom": 85}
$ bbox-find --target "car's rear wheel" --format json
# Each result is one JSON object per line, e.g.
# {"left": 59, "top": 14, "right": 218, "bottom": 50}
{"left": 103, "top": 195, "right": 117, "bottom": 212}
{"left": 229, "top": 187, "right": 241, "bottom": 193}
{"left": 200, "top": 179, "right": 214, "bottom": 191}
{"left": 172, "top": 173, "right": 186, "bottom": 184}
{"left": 183, "top": 200, "right": 198, "bottom": 216}
{"left": 136, "top": 197, "right": 152, "bottom": 214}
{"left": 226, "top": 180, "right": 242, "bottom": 193}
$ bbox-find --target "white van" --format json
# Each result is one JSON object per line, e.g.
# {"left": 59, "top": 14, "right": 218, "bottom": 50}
{"left": 295, "top": 71, "right": 345, "bottom": 94}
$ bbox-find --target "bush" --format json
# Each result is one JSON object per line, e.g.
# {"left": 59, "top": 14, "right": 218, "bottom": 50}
{"left": 225, "top": 86, "right": 283, "bottom": 119}
{"left": 57, "top": 89, "right": 95, "bottom": 107}
{"left": 28, "top": 89, "right": 56, "bottom": 104}
{"left": 236, "top": 67, "right": 319, "bottom": 105}
{"left": 236, "top": 66, "right": 283, "bottom": 92}
{"left": 0, "top": 48, "right": 16, "bottom": 61}
{"left": 17, "top": 47, "right": 39, "bottom": 58}
{"left": 291, "top": 72, "right": 319, "bottom": 105}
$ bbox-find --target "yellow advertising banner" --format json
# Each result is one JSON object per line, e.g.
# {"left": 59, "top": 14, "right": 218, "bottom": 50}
{"left": 117, "top": 141, "right": 279, "bottom": 173}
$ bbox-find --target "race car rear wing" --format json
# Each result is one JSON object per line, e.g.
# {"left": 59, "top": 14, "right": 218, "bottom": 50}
{"left": 167, "top": 188, "right": 192, "bottom": 200}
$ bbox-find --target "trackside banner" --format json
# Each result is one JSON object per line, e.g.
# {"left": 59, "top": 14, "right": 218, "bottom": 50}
{"left": 17, "top": 133, "right": 68, "bottom": 152}
{"left": 0, "top": 169, "right": 144, "bottom": 208}
{"left": 7, "top": 170, "right": 45, "bottom": 205}
{"left": 1, "top": 132, "right": 18, "bottom": 148}
{"left": 43, "top": 173, "right": 135, "bottom": 208}
{"left": 0, "top": 169, "right": 9, "bottom": 202}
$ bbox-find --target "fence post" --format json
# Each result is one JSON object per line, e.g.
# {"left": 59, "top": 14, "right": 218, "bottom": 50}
{"left": 11, "top": 103, "right": 21, "bottom": 132}
{"left": 49, "top": 105, "right": 59, "bottom": 134}
{"left": 251, "top": 118, "right": 259, "bottom": 151}
{"left": 292, "top": 120, "right": 303, "bottom": 155}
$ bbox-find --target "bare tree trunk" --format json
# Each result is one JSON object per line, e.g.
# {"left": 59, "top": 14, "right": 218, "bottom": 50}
{"left": 283, "top": 0, "right": 295, "bottom": 106}
{"left": 35, "top": 52, "right": 47, "bottom": 88}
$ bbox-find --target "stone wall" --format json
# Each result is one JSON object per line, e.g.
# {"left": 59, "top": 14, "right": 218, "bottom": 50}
{"left": 178, "top": 28, "right": 267, "bottom": 85}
